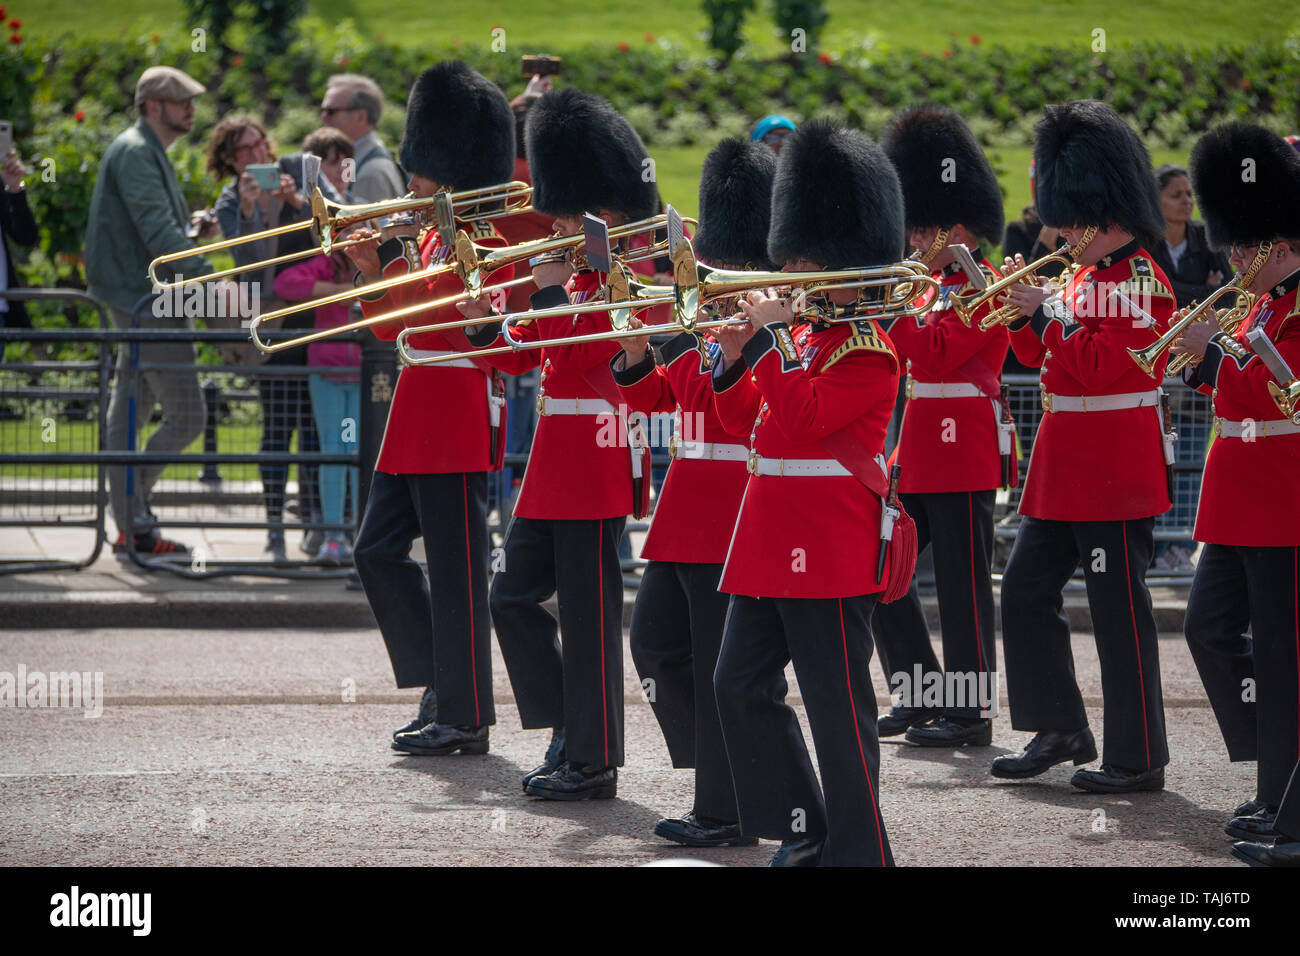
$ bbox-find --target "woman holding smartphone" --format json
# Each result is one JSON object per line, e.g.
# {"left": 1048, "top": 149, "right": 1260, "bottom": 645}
{"left": 208, "top": 116, "right": 335, "bottom": 564}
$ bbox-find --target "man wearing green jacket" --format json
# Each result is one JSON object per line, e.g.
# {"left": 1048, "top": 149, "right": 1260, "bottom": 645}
{"left": 86, "top": 66, "right": 224, "bottom": 557}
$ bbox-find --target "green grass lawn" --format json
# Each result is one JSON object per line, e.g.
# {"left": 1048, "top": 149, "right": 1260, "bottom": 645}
{"left": 20, "top": 0, "right": 1293, "bottom": 51}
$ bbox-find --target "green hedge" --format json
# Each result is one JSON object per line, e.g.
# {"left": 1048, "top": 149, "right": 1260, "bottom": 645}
{"left": 3, "top": 16, "right": 1299, "bottom": 304}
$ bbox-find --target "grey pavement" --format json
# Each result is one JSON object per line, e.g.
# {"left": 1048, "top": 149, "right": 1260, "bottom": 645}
{"left": 0, "top": 625, "right": 1251, "bottom": 867}
{"left": 0, "top": 523, "right": 1195, "bottom": 631}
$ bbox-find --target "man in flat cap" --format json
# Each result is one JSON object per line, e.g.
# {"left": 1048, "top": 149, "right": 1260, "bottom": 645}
{"left": 86, "top": 65, "right": 226, "bottom": 559}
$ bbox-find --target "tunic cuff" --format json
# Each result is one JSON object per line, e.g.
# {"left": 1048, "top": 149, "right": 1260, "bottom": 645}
{"left": 610, "top": 348, "right": 657, "bottom": 385}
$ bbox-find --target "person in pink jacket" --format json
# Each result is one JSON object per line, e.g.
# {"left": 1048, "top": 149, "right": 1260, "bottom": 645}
{"left": 273, "top": 242, "right": 361, "bottom": 564}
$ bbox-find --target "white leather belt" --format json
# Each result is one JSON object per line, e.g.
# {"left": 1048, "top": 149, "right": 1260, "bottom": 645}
{"left": 1215, "top": 416, "right": 1300, "bottom": 438}
{"left": 748, "top": 455, "right": 852, "bottom": 477}
{"left": 908, "top": 379, "right": 982, "bottom": 400}
{"left": 1041, "top": 387, "right": 1160, "bottom": 414}
{"left": 669, "top": 441, "right": 748, "bottom": 462}
{"left": 536, "top": 396, "right": 616, "bottom": 417}
{"left": 403, "top": 349, "right": 478, "bottom": 369}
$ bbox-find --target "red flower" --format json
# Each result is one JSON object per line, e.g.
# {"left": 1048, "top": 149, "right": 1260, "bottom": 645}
{"left": 942, "top": 48, "right": 953, "bottom": 58}
{"left": 0, "top": 8, "right": 6, "bottom": 20}
{"left": 336, "top": 55, "right": 348, "bottom": 66}
{"left": 8, "top": 18, "right": 18, "bottom": 28}
{"left": 617, "top": 41, "right": 629, "bottom": 51}
{"left": 1240, "top": 79, "right": 1252, "bottom": 89}
{"left": 231, "top": 53, "right": 244, "bottom": 67}
{"left": 8, "top": 33, "right": 19, "bottom": 45}
{"left": 818, "top": 51, "right": 832, "bottom": 64}
{"left": 75, "top": 110, "right": 85, "bottom": 122}
{"left": 150, "top": 33, "right": 160, "bottom": 43}
{"left": 970, "top": 33, "right": 981, "bottom": 44}
{"left": 644, "top": 32, "right": 654, "bottom": 42}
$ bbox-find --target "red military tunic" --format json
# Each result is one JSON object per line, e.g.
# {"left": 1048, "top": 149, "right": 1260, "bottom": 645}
{"left": 612, "top": 330, "right": 751, "bottom": 564}
{"left": 1188, "top": 269, "right": 1300, "bottom": 546}
{"left": 885, "top": 255, "right": 1009, "bottom": 493}
{"left": 465, "top": 269, "right": 635, "bottom": 520}
{"left": 1008, "top": 241, "right": 1175, "bottom": 521}
{"left": 713, "top": 317, "right": 901, "bottom": 599}
{"left": 362, "top": 219, "right": 514, "bottom": 475}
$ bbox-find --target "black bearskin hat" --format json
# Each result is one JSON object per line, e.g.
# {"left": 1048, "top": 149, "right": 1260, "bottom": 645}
{"left": 1033, "top": 100, "right": 1164, "bottom": 246}
{"left": 398, "top": 61, "right": 515, "bottom": 190}
{"left": 524, "top": 88, "right": 658, "bottom": 221}
{"left": 694, "top": 137, "right": 777, "bottom": 269}
{"left": 1190, "top": 122, "right": 1300, "bottom": 248}
{"left": 767, "top": 120, "right": 905, "bottom": 270}
{"left": 881, "top": 105, "right": 1004, "bottom": 244}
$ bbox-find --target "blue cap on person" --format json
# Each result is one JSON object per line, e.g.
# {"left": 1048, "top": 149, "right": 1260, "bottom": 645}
{"left": 751, "top": 115, "right": 797, "bottom": 152}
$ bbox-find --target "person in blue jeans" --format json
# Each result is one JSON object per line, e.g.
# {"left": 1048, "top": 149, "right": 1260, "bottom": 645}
{"left": 273, "top": 235, "right": 361, "bottom": 565}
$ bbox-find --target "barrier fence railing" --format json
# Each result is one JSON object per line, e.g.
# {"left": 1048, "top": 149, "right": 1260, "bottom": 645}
{"left": 2, "top": 291, "right": 1207, "bottom": 585}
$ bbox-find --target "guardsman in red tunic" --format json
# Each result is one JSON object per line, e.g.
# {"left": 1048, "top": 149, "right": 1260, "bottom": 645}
{"left": 873, "top": 106, "right": 1009, "bottom": 747}
{"left": 710, "top": 121, "right": 905, "bottom": 866}
{"left": 343, "top": 63, "right": 520, "bottom": 755}
{"left": 456, "top": 89, "right": 659, "bottom": 800}
{"left": 990, "top": 101, "right": 1176, "bottom": 793}
{"left": 1170, "top": 123, "right": 1300, "bottom": 864}
{"left": 607, "top": 138, "right": 775, "bottom": 847}
{"left": 993, "top": 100, "right": 1180, "bottom": 796}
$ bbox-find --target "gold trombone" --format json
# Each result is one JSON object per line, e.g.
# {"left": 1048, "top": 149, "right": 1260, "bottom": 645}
{"left": 403, "top": 238, "right": 941, "bottom": 366}
{"left": 950, "top": 226, "right": 1098, "bottom": 330}
{"left": 148, "top": 181, "right": 534, "bottom": 290}
{"left": 1127, "top": 242, "right": 1270, "bottom": 376}
{"left": 253, "top": 212, "right": 682, "bottom": 354}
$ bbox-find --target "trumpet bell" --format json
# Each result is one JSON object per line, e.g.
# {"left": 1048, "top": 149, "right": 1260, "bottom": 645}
{"left": 1268, "top": 378, "right": 1300, "bottom": 424}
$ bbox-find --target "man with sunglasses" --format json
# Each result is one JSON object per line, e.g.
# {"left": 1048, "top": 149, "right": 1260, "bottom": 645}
{"left": 320, "top": 74, "right": 404, "bottom": 202}
{"left": 86, "top": 66, "right": 235, "bottom": 559}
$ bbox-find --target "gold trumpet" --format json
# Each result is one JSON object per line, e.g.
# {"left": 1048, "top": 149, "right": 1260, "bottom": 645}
{"left": 404, "top": 239, "right": 941, "bottom": 366}
{"left": 1268, "top": 378, "right": 1300, "bottom": 424}
{"left": 1127, "top": 243, "right": 1270, "bottom": 376}
{"left": 950, "top": 226, "right": 1098, "bottom": 330}
{"left": 148, "top": 182, "right": 534, "bottom": 290}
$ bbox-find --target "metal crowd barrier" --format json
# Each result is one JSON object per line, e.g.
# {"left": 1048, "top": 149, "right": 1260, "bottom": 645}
{"left": 2, "top": 290, "right": 1205, "bottom": 585}
{"left": 1, "top": 305, "right": 359, "bottom": 579}
{"left": 0, "top": 289, "right": 111, "bottom": 574}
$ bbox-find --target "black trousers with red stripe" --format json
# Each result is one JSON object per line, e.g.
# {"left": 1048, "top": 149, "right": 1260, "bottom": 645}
{"left": 630, "top": 560, "right": 738, "bottom": 822}
{"left": 714, "top": 593, "right": 893, "bottom": 866}
{"left": 490, "top": 515, "right": 626, "bottom": 767}
{"left": 872, "top": 490, "right": 997, "bottom": 718}
{"left": 1184, "top": 543, "right": 1300, "bottom": 806}
{"left": 353, "top": 470, "right": 494, "bottom": 727}
{"left": 1001, "top": 516, "right": 1168, "bottom": 771}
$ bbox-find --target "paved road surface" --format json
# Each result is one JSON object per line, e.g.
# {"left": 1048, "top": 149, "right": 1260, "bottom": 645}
{"left": 0, "top": 627, "right": 1251, "bottom": 866}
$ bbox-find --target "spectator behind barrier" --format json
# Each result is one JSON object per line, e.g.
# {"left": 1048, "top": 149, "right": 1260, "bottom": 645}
{"left": 209, "top": 115, "right": 329, "bottom": 565}
{"left": 1149, "top": 163, "right": 1231, "bottom": 572}
{"left": 320, "top": 74, "right": 404, "bottom": 202}
{"left": 1149, "top": 164, "right": 1232, "bottom": 309}
{"left": 750, "top": 114, "right": 796, "bottom": 153}
{"left": 0, "top": 146, "right": 38, "bottom": 330}
{"left": 86, "top": 65, "right": 233, "bottom": 560}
